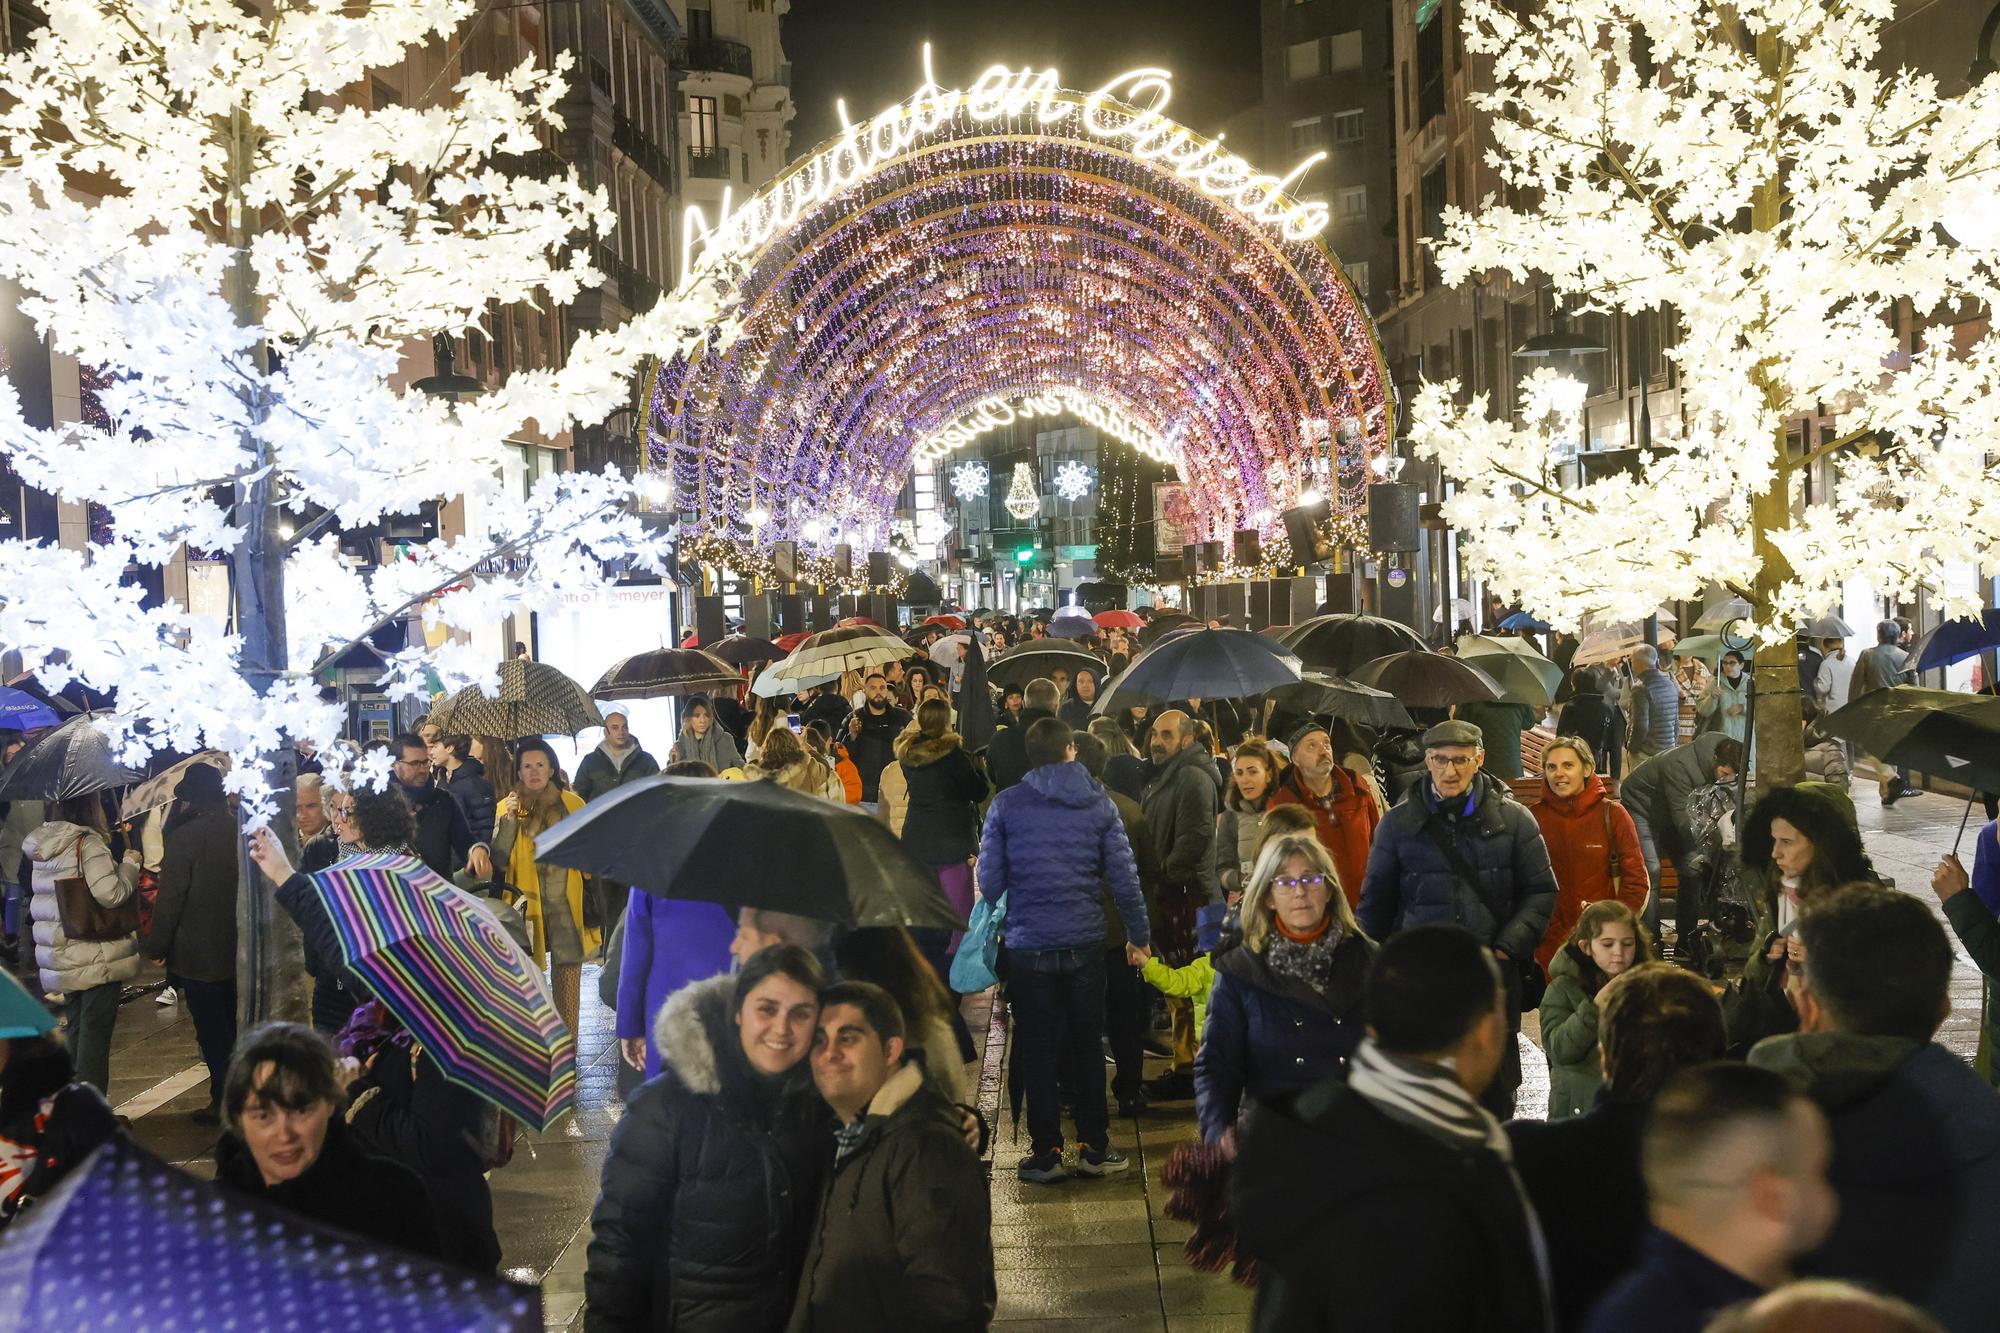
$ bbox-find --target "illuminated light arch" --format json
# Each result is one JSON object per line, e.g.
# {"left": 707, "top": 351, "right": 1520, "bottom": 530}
{"left": 644, "top": 55, "right": 1393, "bottom": 558}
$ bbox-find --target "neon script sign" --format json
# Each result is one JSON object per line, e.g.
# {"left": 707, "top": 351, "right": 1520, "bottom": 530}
{"left": 916, "top": 388, "right": 1174, "bottom": 466}
{"left": 680, "top": 50, "right": 1332, "bottom": 280}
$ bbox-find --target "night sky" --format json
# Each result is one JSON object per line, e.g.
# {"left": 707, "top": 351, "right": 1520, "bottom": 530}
{"left": 781, "top": 0, "right": 1263, "bottom": 158}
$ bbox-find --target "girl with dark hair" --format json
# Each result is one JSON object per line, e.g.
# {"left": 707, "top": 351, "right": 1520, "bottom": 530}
{"left": 493, "top": 738, "right": 592, "bottom": 1035}
{"left": 1539, "top": 899, "right": 1652, "bottom": 1119}
{"left": 23, "top": 793, "right": 139, "bottom": 1094}
{"left": 586, "top": 946, "right": 831, "bottom": 1330}
{"left": 1214, "top": 739, "right": 1280, "bottom": 903}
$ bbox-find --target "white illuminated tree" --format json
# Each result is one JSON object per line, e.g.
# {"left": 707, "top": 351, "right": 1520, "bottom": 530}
{"left": 1407, "top": 0, "right": 2000, "bottom": 780}
{"left": 0, "top": 0, "right": 739, "bottom": 1011}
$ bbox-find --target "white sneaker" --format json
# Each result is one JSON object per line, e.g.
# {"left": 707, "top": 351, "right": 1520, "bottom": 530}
{"left": 155, "top": 986, "right": 177, "bottom": 1006}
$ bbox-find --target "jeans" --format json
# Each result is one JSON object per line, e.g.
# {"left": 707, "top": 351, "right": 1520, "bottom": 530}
{"left": 66, "top": 981, "right": 122, "bottom": 1094}
{"left": 1102, "top": 948, "right": 1146, "bottom": 1102}
{"left": 1628, "top": 810, "right": 1664, "bottom": 937}
{"left": 174, "top": 974, "right": 237, "bottom": 1107}
{"left": 1009, "top": 946, "right": 1109, "bottom": 1154}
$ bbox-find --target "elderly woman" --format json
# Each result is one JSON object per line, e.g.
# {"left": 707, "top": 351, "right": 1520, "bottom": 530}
{"left": 1531, "top": 737, "right": 1649, "bottom": 972}
{"left": 1194, "top": 832, "right": 1376, "bottom": 1143}
{"left": 213, "top": 1022, "right": 444, "bottom": 1259}
{"left": 670, "top": 695, "right": 743, "bottom": 772}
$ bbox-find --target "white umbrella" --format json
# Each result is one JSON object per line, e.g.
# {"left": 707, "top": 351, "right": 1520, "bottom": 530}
{"left": 928, "top": 633, "right": 975, "bottom": 668}
{"left": 1432, "top": 597, "right": 1476, "bottom": 625}
{"left": 1695, "top": 597, "right": 1754, "bottom": 631}
{"left": 1572, "top": 626, "right": 1679, "bottom": 668}
{"left": 1804, "top": 613, "right": 1856, "bottom": 638}
{"left": 751, "top": 624, "right": 911, "bottom": 698}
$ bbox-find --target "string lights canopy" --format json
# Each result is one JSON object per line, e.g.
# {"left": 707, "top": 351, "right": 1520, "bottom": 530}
{"left": 644, "top": 52, "right": 1391, "bottom": 563}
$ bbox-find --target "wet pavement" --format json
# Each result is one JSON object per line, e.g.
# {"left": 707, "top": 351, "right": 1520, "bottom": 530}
{"left": 79, "top": 776, "right": 1983, "bottom": 1328}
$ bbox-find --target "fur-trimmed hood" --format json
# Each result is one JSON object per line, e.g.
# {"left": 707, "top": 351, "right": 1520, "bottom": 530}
{"left": 652, "top": 973, "right": 737, "bottom": 1097}
{"left": 895, "top": 730, "right": 963, "bottom": 767}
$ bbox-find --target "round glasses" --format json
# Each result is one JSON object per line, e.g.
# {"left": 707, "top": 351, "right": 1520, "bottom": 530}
{"left": 1271, "top": 874, "right": 1327, "bottom": 895}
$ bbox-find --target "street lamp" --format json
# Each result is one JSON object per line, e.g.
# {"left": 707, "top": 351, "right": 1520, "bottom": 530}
{"left": 1512, "top": 313, "right": 1608, "bottom": 359}
{"left": 412, "top": 334, "right": 483, "bottom": 398}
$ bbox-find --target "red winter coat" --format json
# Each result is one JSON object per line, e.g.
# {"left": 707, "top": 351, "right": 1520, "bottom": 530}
{"left": 1265, "top": 764, "right": 1380, "bottom": 910}
{"left": 1531, "top": 776, "right": 1648, "bottom": 969}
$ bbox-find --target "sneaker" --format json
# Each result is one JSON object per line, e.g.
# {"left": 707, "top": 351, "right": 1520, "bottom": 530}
{"left": 1077, "top": 1145, "right": 1130, "bottom": 1177}
{"left": 155, "top": 986, "right": 177, "bottom": 1006}
{"left": 1017, "top": 1148, "right": 1068, "bottom": 1183}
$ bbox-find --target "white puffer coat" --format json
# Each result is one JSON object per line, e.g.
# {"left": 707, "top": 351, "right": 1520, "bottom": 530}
{"left": 25, "top": 821, "right": 142, "bottom": 995}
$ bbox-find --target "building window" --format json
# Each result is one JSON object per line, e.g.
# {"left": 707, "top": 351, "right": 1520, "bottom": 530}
{"left": 1288, "top": 116, "right": 1325, "bottom": 153}
{"left": 1417, "top": 7, "right": 1447, "bottom": 124}
{"left": 689, "top": 95, "right": 718, "bottom": 151}
{"left": 1335, "top": 185, "right": 1368, "bottom": 219}
{"left": 1286, "top": 39, "right": 1320, "bottom": 81}
{"left": 1289, "top": 32, "right": 1365, "bottom": 80}
{"left": 687, "top": 1, "right": 712, "bottom": 45}
{"left": 1419, "top": 163, "right": 1446, "bottom": 287}
{"left": 1347, "top": 261, "right": 1371, "bottom": 300}
{"left": 1331, "top": 108, "right": 1365, "bottom": 143}
{"left": 1330, "top": 31, "right": 1363, "bottom": 70}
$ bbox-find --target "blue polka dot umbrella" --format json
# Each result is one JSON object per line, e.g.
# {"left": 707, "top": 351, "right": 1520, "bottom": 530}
{"left": 308, "top": 854, "right": 577, "bottom": 1132}
{"left": 0, "top": 1137, "right": 542, "bottom": 1330}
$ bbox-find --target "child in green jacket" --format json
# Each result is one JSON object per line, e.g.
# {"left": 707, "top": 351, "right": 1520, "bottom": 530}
{"left": 1541, "top": 899, "right": 1652, "bottom": 1119}
{"left": 1128, "top": 902, "right": 1227, "bottom": 1045}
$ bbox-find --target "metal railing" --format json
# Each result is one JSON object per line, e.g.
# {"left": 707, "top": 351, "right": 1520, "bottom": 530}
{"left": 687, "top": 145, "right": 732, "bottom": 180}
{"left": 678, "top": 38, "right": 753, "bottom": 78}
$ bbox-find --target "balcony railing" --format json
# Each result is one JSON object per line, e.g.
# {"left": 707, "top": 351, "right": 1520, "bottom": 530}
{"left": 687, "top": 146, "right": 732, "bottom": 180}
{"left": 678, "top": 38, "right": 753, "bottom": 79}
{"left": 612, "top": 111, "right": 674, "bottom": 190}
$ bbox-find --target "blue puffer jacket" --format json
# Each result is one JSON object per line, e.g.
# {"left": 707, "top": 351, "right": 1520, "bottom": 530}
{"left": 978, "top": 761, "right": 1150, "bottom": 953}
{"left": 1194, "top": 932, "right": 1375, "bottom": 1143}
{"left": 1355, "top": 773, "right": 1557, "bottom": 961}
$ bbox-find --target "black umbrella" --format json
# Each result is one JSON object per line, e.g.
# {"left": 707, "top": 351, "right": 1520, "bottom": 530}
{"left": 956, "top": 635, "right": 997, "bottom": 753}
{"left": 1096, "top": 628, "right": 1302, "bottom": 709}
{"left": 1279, "top": 614, "right": 1430, "bottom": 674}
{"left": 1349, "top": 652, "right": 1505, "bottom": 708}
{"left": 1820, "top": 687, "right": 2000, "bottom": 850}
{"left": 590, "top": 649, "right": 741, "bottom": 700}
{"left": 1138, "top": 611, "right": 1199, "bottom": 645}
{"left": 533, "top": 776, "right": 963, "bottom": 929}
{"left": 0, "top": 711, "right": 143, "bottom": 801}
{"left": 705, "top": 634, "right": 784, "bottom": 667}
{"left": 985, "top": 641, "right": 1105, "bottom": 688}
{"left": 1268, "top": 672, "right": 1416, "bottom": 730}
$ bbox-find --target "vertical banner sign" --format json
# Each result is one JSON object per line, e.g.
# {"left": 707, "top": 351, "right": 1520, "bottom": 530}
{"left": 1154, "top": 482, "right": 1188, "bottom": 556}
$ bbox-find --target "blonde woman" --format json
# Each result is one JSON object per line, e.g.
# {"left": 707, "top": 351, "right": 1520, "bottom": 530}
{"left": 489, "top": 738, "right": 593, "bottom": 1034}
{"left": 754, "top": 726, "right": 837, "bottom": 799}
{"left": 1193, "top": 832, "right": 1376, "bottom": 1143}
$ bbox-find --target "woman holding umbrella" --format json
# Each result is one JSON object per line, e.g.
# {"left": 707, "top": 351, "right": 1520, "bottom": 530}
{"left": 585, "top": 945, "right": 831, "bottom": 1331}
{"left": 23, "top": 794, "right": 140, "bottom": 1094}
{"left": 485, "top": 739, "right": 594, "bottom": 1036}
{"left": 669, "top": 695, "right": 744, "bottom": 772}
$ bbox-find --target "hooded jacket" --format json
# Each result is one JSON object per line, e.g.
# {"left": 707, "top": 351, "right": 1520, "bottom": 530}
{"left": 145, "top": 800, "right": 240, "bottom": 983}
{"left": 24, "top": 821, "right": 142, "bottom": 994}
{"left": 437, "top": 755, "right": 496, "bottom": 847}
{"left": 1530, "top": 776, "right": 1648, "bottom": 970}
{"left": 1231, "top": 1075, "right": 1551, "bottom": 1332}
{"left": 896, "top": 731, "right": 988, "bottom": 865}
{"left": 586, "top": 974, "right": 832, "bottom": 1332}
{"left": 787, "top": 1062, "right": 995, "bottom": 1333}
{"left": 577, "top": 737, "right": 663, "bottom": 802}
{"left": 1751, "top": 1033, "right": 2000, "bottom": 1333}
{"left": 1057, "top": 669, "right": 1102, "bottom": 731}
{"left": 1355, "top": 773, "right": 1558, "bottom": 965}
{"left": 1537, "top": 946, "right": 1607, "bottom": 1120}
{"left": 1265, "top": 761, "right": 1380, "bottom": 909}
{"left": 669, "top": 712, "right": 743, "bottom": 776}
{"left": 1193, "top": 931, "right": 1375, "bottom": 1143}
{"left": 1141, "top": 741, "right": 1223, "bottom": 897}
{"left": 977, "top": 760, "right": 1149, "bottom": 953}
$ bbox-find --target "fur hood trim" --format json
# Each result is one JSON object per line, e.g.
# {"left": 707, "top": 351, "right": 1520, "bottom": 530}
{"left": 651, "top": 973, "right": 736, "bottom": 1096}
{"left": 864, "top": 1060, "right": 924, "bottom": 1120}
{"left": 896, "top": 731, "right": 963, "bottom": 766}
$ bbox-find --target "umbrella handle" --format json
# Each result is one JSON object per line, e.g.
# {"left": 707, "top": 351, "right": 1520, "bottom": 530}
{"left": 1956, "top": 795, "right": 1977, "bottom": 857}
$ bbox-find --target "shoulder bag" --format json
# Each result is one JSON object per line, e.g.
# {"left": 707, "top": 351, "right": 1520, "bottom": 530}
{"left": 1421, "top": 817, "right": 1546, "bottom": 1010}
{"left": 56, "top": 841, "right": 140, "bottom": 943}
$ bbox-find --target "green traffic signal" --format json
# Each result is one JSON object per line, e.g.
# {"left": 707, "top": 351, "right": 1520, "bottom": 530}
{"left": 1015, "top": 546, "right": 1034, "bottom": 563}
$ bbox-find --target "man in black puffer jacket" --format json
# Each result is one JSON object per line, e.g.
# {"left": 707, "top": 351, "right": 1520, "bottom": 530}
{"left": 586, "top": 948, "right": 832, "bottom": 1332}
{"left": 1357, "top": 719, "right": 1557, "bottom": 1118}
{"left": 789, "top": 981, "right": 993, "bottom": 1333}
{"left": 984, "top": 678, "right": 1058, "bottom": 792}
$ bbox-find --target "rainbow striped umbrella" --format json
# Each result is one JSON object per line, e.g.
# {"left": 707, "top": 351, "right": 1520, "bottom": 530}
{"left": 307, "top": 854, "right": 576, "bottom": 1131}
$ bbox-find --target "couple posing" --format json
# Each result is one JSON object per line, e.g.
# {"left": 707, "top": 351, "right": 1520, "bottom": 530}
{"left": 585, "top": 945, "right": 995, "bottom": 1332}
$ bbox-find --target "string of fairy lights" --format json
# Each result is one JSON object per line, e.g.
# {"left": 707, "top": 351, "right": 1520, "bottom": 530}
{"left": 643, "top": 62, "right": 1392, "bottom": 584}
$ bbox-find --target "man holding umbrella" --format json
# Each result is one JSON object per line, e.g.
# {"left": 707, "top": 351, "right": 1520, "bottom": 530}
{"left": 845, "top": 673, "right": 909, "bottom": 805}
{"left": 1141, "top": 709, "right": 1223, "bottom": 1099}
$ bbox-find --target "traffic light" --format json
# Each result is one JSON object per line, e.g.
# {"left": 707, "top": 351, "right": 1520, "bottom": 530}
{"left": 1014, "top": 545, "right": 1035, "bottom": 564}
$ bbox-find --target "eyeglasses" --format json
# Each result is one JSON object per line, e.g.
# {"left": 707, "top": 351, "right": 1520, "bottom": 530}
{"left": 1271, "top": 874, "right": 1327, "bottom": 894}
{"left": 329, "top": 805, "right": 356, "bottom": 821}
{"left": 1426, "top": 754, "right": 1480, "bottom": 769}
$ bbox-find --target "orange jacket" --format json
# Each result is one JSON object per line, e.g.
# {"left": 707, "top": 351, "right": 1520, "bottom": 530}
{"left": 831, "top": 744, "right": 864, "bottom": 804}
{"left": 1531, "top": 776, "right": 1649, "bottom": 969}
{"left": 1265, "top": 764, "right": 1380, "bottom": 909}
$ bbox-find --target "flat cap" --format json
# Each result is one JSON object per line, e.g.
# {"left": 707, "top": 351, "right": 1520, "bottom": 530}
{"left": 1422, "top": 719, "right": 1484, "bottom": 750}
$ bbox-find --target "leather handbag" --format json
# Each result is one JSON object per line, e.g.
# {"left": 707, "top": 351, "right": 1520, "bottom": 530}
{"left": 55, "top": 840, "right": 140, "bottom": 942}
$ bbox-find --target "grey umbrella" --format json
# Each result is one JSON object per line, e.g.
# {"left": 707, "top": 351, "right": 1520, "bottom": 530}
{"left": 426, "top": 660, "right": 603, "bottom": 739}
{"left": 0, "top": 711, "right": 144, "bottom": 801}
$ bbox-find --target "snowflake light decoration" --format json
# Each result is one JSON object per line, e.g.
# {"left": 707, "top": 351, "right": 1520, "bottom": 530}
{"left": 949, "top": 461, "right": 990, "bottom": 500}
{"left": 916, "top": 511, "right": 954, "bottom": 545}
{"left": 1004, "top": 463, "right": 1040, "bottom": 521}
{"left": 1053, "top": 460, "right": 1095, "bottom": 502}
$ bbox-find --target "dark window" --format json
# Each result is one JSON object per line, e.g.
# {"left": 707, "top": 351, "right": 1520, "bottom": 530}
{"left": 1419, "top": 164, "right": 1446, "bottom": 288}
{"left": 687, "top": 6, "right": 713, "bottom": 44}
{"left": 1417, "top": 10, "right": 1446, "bottom": 125}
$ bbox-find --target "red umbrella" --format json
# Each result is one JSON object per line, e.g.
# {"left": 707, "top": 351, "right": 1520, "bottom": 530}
{"left": 836, "top": 616, "right": 879, "bottom": 628}
{"left": 774, "top": 631, "right": 813, "bottom": 653}
{"left": 923, "top": 614, "right": 966, "bottom": 630}
{"left": 679, "top": 631, "right": 700, "bottom": 648}
{"left": 1094, "top": 609, "right": 1144, "bottom": 630}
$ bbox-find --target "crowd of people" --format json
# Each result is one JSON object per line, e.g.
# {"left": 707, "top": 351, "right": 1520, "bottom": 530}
{"left": 1, "top": 600, "right": 1996, "bottom": 1333}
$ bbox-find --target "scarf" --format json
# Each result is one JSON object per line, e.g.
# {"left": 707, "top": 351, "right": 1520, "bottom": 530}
{"left": 1348, "top": 1038, "right": 1555, "bottom": 1332}
{"left": 515, "top": 783, "right": 569, "bottom": 838}
{"left": 1263, "top": 917, "right": 1344, "bottom": 998}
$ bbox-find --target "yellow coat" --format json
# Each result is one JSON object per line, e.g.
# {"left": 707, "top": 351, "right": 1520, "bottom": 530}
{"left": 493, "top": 788, "right": 597, "bottom": 962}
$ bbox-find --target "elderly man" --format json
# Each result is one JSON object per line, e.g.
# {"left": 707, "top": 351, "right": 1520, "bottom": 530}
{"left": 1140, "top": 708, "right": 1222, "bottom": 1099}
{"left": 1265, "top": 721, "right": 1379, "bottom": 906}
{"left": 1849, "top": 619, "right": 1919, "bottom": 803}
{"left": 1356, "top": 718, "right": 1557, "bottom": 1117}
{"left": 1627, "top": 645, "right": 1682, "bottom": 762}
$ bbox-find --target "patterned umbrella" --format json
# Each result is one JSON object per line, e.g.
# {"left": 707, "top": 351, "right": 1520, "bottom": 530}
{"left": 590, "top": 649, "right": 741, "bottom": 701}
{"left": 0, "top": 711, "right": 143, "bottom": 802}
{"left": 308, "top": 854, "right": 576, "bottom": 1131}
{"left": 0, "top": 1137, "right": 541, "bottom": 1331}
{"left": 755, "top": 624, "right": 911, "bottom": 696}
{"left": 119, "top": 750, "right": 230, "bottom": 822}
{"left": 425, "top": 660, "right": 602, "bottom": 739}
